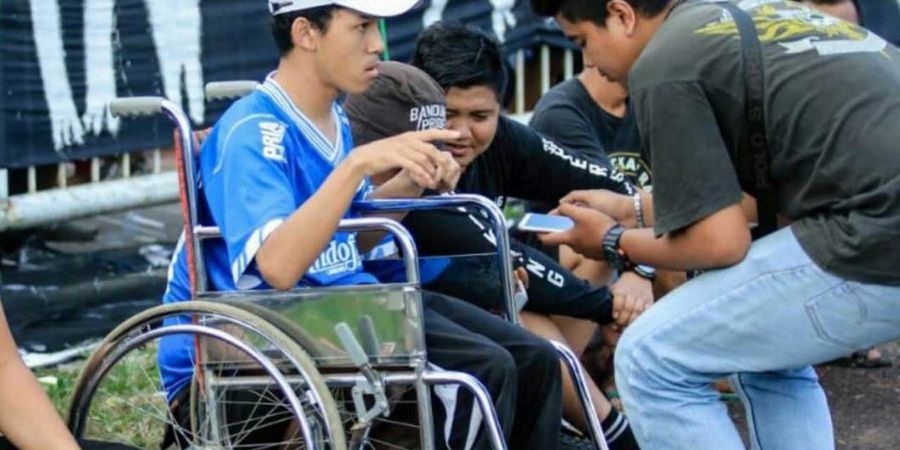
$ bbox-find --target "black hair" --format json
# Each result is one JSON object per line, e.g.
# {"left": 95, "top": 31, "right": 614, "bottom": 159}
{"left": 410, "top": 22, "right": 508, "bottom": 100}
{"left": 271, "top": 5, "right": 339, "bottom": 56}
{"left": 531, "top": 0, "right": 671, "bottom": 27}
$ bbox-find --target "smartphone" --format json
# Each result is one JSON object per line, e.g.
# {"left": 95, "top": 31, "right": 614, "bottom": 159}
{"left": 516, "top": 213, "right": 574, "bottom": 233}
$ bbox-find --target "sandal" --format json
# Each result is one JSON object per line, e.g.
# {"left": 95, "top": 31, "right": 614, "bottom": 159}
{"left": 828, "top": 349, "right": 893, "bottom": 369}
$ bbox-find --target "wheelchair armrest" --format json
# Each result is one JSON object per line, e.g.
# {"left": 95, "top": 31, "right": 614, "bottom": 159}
{"left": 188, "top": 218, "right": 419, "bottom": 293}
{"left": 336, "top": 217, "right": 420, "bottom": 285}
{"left": 352, "top": 194, "right": 518, "bottom": 324}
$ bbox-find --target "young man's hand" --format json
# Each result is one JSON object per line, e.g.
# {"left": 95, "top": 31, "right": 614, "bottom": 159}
{"left": 538, "top": 203, "right": 616, "bottom": 260}
{"left": 560, "top": 189, "right": 640, "bottom": 228}
{"left": 610, "top": 271, "right": 654, "bottom": 328}
{"left": 434, "top": 151, "right": 461, "bottom": 193}
{"left": 350, "top": 129, "right": 461, "bottom": 189}
{"left": 386, "top": 150, "right": 460, "bottom": 193}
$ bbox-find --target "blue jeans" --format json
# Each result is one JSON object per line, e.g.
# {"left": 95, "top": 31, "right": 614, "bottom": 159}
{"left": 614, "top": 227, "right": 900, "bottom": 450}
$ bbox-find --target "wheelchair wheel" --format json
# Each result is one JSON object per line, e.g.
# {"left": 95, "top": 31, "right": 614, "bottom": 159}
{"left": 230, "top": 301, "right": 428, "bottom": 450}
{"left": 68, "top": 301, "right": 346, "bottom": 449}
{"left": 332, "top": 383, "right": 423, "bottom": 450}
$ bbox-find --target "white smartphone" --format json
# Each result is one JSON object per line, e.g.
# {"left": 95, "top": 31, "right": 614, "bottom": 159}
{"left": 516, "top": 213, "right": 574, "bottom": 233}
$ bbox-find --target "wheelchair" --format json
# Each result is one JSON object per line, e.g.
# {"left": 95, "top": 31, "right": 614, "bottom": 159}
{"left": 65, "top": 85, "right": 608, "bottom": 450}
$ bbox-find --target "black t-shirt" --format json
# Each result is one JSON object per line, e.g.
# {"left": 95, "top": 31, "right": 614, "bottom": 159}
{"left": 455, "top": 115, "right": 635, "bottom": 201}
{"left": 631, "top": 0, "right": 900, "bottom": 284}
{"left": 530, "top": 77, "right": 652, "bottom": 191}
{"left": 858, "top": 0, "right": 900, "bottom": 46}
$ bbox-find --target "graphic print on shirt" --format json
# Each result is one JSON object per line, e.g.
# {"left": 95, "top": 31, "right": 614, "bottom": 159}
{"left": 695, "top": 1, "right": 889, "bottom": 56}
{"left": 609, "top": 151, "right": 652, "bottom": 191}
{"left": 541, "top": 137, "right": 629, "bottom": 185}
{"left": 308, "top": 234, "right": 362, "bottom": 277}
{"left": 259, "top": 121, "right": 287, "bottom": 162}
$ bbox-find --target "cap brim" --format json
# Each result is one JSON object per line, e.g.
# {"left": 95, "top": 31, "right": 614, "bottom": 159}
{"left": 338, "top": 0, "right": 420, "bottom": 17}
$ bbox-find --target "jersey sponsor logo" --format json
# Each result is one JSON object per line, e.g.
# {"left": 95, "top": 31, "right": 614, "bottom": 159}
{"left": 259, "top": 121, "right": 287, "bottom": 162}
{"left": 696, "top": 2, "right": 887, "bottom": 56}
{"left": 409, "top": 104, "right": 446, "bottom": 131}
{"left": 308, "top": 235, "right": 362, "bottom": 276}
{"left": 610, "top": 151, "right": 653, "bottom": 192}
{"left": 540, "top": 137, "right": 629, "bottom": 185}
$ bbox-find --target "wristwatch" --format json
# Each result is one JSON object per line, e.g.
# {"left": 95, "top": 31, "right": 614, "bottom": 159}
{"left": 601, "top": 224, "right": 632, "bottom": 271}
{"left": 631, "top": 264, "right": 657, "bottom": 281}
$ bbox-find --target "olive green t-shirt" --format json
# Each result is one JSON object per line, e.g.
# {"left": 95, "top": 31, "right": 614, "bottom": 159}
{"left": 630, "top": 0, "right": 900, "bottom": 284}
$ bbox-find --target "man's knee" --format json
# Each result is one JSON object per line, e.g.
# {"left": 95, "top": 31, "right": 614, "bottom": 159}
{"left": 519, "top": 335, "right": 564, "bottom": 383}
{"left": 614, "top": 326, "right": 648, "bottom": 383}
{"left": 615, "top": 325, "right": 706, "bottom": 395}
{"left": 480, "top": 342, "right": 518, "bottom": 390}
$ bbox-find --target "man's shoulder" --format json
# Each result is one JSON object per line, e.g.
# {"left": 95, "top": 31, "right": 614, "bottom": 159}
{"left": 537, "top": 78, "right": 583, "bottom": 106}
{"left": 216, "top": 91, "right": 287, "bottom": 136}
{"left": 630, "top": 1, "right": 734, "bottom": 89}
{"left": 495, "top": 114, "right": 521, "bottom": 137}
{"left": 532, "top": 78, "right": 588, "bottom": 123}
{"left": 205, "top": 91, "right": 298, "bottom": 160}
{"left": 496, "top": 114, "right": 544, "bottom": 149}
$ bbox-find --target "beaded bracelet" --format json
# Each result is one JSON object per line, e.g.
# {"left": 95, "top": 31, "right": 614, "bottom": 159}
{"left": 633, "top": 192, "right": 646, "bottom": 229}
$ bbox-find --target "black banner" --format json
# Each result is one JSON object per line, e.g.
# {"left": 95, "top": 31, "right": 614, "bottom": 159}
{"left": 0, "top": 0, "right": 568, "bottom": 169}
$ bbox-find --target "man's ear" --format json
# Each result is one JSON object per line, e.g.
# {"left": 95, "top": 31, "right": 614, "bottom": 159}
{"left": 291, "top": 17, "right": 320, "bottom": 51}
{"left": 606, "top": 0, "right": 640, "bottom": 35}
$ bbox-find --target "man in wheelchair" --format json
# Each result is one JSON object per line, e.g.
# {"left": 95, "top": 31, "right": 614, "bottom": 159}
{"left": 158, "top": 1, "right": 563, "bottom": 449}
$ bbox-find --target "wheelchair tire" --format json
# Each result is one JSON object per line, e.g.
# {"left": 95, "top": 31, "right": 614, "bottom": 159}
{"left": 67, "top": 301, "right": 346, "bottom": 450}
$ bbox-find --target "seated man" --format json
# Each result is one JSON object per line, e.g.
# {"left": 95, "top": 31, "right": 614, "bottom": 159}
{"left": 406, "top": 21, "right": 655, "bottom": 328}
{"left": 530, "top": 55, "right": 687, "bottom": 297}
{"left": 345, "top": 60, "right": 642, "bottom": 450}
{"left": 157, "top": 2, "right": 562, "bottom": 449}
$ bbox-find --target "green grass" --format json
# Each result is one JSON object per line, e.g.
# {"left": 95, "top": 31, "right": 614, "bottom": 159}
{"left": 36, "top": 344, "right": 165, "bottom": 448}
{"left": 37, "top": 360, "right": 82, "bottom": 418}
{"left": 504, "top": 200, "right": 526, "bottom": 222}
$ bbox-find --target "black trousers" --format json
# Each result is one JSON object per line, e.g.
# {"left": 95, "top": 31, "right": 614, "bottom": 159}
{"left": 423, "top": 291, "right": 562, "bottom": 450}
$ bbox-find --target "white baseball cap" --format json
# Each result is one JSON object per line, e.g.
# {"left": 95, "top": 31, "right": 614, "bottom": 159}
{"left": 268, "top": 0, "right": 421, "bottom": 17}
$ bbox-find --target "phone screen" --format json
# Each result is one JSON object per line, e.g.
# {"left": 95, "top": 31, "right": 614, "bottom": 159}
{"left": 517, "top": 214, "right": 574, "bottom": 233}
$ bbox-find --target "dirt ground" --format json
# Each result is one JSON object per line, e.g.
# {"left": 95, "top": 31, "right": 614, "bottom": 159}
{"left": 728, "top": 341, "right": 900, "bottom": 450}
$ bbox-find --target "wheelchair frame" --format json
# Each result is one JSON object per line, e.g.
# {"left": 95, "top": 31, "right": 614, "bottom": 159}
{"left": 68, "top": 81, "right": 610, "bottom": 450}
{"left": 68, "top": 96, "right": 509, "bottom": 450}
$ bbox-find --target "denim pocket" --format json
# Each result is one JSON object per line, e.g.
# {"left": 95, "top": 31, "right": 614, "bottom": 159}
{"left": 803, "top": 282, "right": 868, "bottom": 349}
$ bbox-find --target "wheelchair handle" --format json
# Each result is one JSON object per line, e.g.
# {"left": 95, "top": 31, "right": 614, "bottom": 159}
{"left": 110, "top": 95, "right": 201, "bottom": 291}
{"left": 205, "top": 81, "right": 259, "bottom": 101}
{"left": 109, "top": 97, "right": 166, "bottom": 118}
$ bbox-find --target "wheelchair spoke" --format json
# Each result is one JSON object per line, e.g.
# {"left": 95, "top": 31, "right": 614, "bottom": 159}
{"left": 230, "top": 385, "right": 275, "bottom": 444}
{"left": 366, "top": 436, "right": 416, "bottom": 450}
